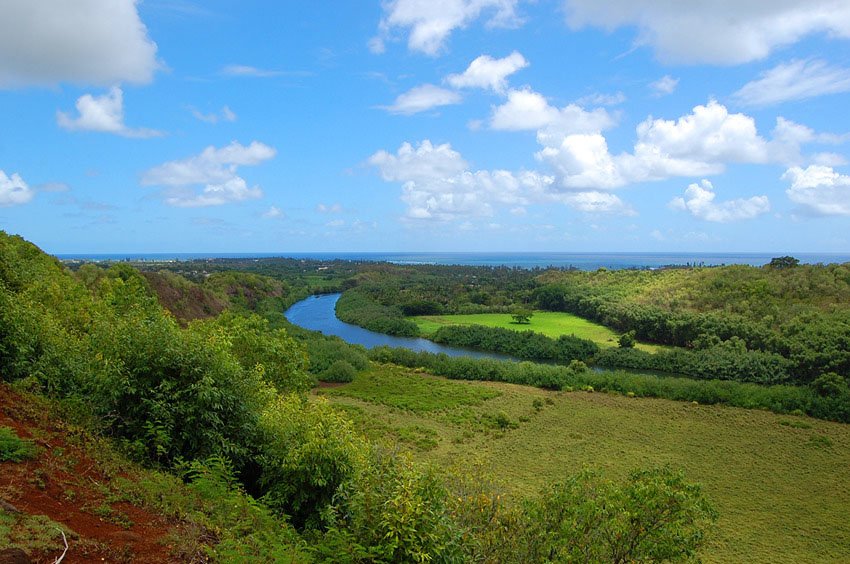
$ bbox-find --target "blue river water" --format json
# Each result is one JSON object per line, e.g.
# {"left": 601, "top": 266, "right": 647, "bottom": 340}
{"left": 284, "top": 293, "right": 513, "bottom": 361}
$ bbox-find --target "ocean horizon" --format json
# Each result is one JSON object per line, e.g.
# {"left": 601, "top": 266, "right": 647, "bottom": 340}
{"left": 55, "top": 251, "right": 850, "bottom": 271}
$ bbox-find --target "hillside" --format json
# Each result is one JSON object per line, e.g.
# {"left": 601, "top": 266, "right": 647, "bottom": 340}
{"left": 1, "top": 383, "right": 177, "bottom": 562}
{"left": 0, "top": 231, "right": 720, "bottom": 562}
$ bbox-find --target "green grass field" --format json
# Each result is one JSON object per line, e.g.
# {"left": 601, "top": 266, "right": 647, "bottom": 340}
{"left": 319, "top": 366, "right": 850, "bottom": 563}
{"left": 412, "top": 311, "right": 667, "bottom": 352}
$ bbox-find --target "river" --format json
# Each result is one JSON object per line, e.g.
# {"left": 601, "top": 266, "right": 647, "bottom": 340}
{"left": 284, "top": 293, "right": 514, "bottom": 361}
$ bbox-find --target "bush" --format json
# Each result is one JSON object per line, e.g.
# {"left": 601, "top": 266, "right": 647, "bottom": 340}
{"left": 321, "top": 360, "right": 357, "bottom": 383}
{"left": 317, "top": 447, "right": 462, "bottom": 563}
{"left": 335, "top": 290, "right": 419, "bottom": 337}
{"left": 256, "top": 394, "right": 366, "bottom": 529}
{"left": 0, "top": 426, "right": 37, "bottom": 462}
{"left": 431, "top": 324, "right": 598, "bottom": 363}
{"left": 811, "top": 373, "right": 849, "bottom": 398}
{"left": 520, "top": 468, "right": 717, "bottom": 562}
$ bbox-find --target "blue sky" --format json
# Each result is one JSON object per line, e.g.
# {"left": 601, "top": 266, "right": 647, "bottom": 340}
{"left": 2, "top": 0, "right": 850, "bottom": 253}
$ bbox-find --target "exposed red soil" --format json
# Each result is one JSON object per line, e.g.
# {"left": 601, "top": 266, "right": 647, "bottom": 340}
{"left": 0, "top": 384, "right": 180, "bottom": 563}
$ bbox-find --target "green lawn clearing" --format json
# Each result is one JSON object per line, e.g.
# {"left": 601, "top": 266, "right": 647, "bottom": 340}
{"left": 413, "top": 311, "right": 667, "bottom": 352}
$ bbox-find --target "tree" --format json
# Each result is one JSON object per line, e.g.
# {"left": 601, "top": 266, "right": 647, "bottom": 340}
{"left": 523, "top": 468, "right": 717, "bottom": 563}
{"left": 811, "top": 372, "right": 849, "bottom": 398}
{"left": 511, "top": 309, "right": 533, "bottom": 324}
{"left": 768, "top": 256, "right": 800, "bottom": 269}
{"left": 618, "top": 330, "right": 636, "bottom": 348}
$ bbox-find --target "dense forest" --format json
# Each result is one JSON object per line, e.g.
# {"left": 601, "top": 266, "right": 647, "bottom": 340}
{"left": 534, "top": 265, "right": 850, "bottom": 384}
{"left": 1, "top": 232, "right": 718, "bottom": 562}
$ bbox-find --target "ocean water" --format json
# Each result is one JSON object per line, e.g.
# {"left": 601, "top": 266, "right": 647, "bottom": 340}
{"left": 56, "top": 251, "right": 850, "bottom": 270}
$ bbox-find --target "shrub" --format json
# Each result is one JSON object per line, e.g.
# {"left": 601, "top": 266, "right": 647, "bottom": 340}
{"left": 257, "top": 395, "right": 366, "bottom": 529}
{"left": 521, "top": 468, "right": 717, "bottom": 563}
{"left": 318, "top": 447, "right": 462, "bottom": 562}
{"left": 0, "top": 426, "right": 37, "bottom": 462}
{"left": 321, "top": 360, "right": 357, "bottom": 383}
{"left": 811, "top": 373, "right": 849, "bottom": 398}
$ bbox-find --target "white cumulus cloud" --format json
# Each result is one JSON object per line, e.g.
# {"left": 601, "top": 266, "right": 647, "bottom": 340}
{"left": 490, "top": 88, "right": 616, "bottom": 132}
{"left": 733, "top": 59, "right": 850, "bottom": 107}
{"left": 374, "top": 0, "right": 522, "bottom": 55}
{"left": 784, "top": 165, "right": 850, "bottom": 216}
{"left": 563, "top": 0, "right": 850, "bottom": 64}
{"left": 446, "top": 51, "right": 528, "bottom": 93}
{"left": 57, "top": 87, "right": 161, "bottom": 138}
{"left": 382, "top": 84, "right": 462, "bottom": 115}
{"left": 669, "top": 179, "right": 770, "bottom": 222}
{"left": 537, "top": 100, "right": 772, "bottom": 189}
{"left": 0, "top": 0, "right": 159, "bottom": 88}
{"left": 369, "top": 139, "right": 632, "bottom": 220}
{"left": 142, "top": 141, "right": 275, "bottom": 207}
{"left": 0, "top": 170, "right": 34, "bottom": 206}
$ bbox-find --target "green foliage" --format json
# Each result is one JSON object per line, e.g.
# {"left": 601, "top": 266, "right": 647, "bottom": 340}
{"left": 596, "top": 340, "right": 792, "bottom": 385}
{"left": 534, "top": 262, "right": 850, "bottom": 383}
{"left": 257, "top": 394, "right": 367, "bottom": 529}
{"left": 321, "top": 360, "right": 357, "bottom": 383}
{"left": 318, "top": 448, "right": 462, "bottom": 563}
{"left": 335, "top": 288, "right": 421, "bottom": 337}
{"left": 318, "top": 366, "right": 500, "bottom": 412}
{"left": 811, "top": 372, "right": 849, "bottom": 398}
{"left": 368, "top": 346, "right": 850, "bottom": 422}
{"left": 192, "top": 312, "right": 313, "bottom": 393}
{"left": 618, "top": 330, "right": 636, "bottom": 348}
{"left": 0, "top": 425, "right": 37, "bottom": 462}
{"left": 521, "top": 468, "right": 717, "bottom": 563}
{"left": 182, "top": 456, "right": 311, "bottom": 562}
{"left": 768, "top": 256, "right": 800, "bottom": 269}
{"left": 511, "top": 309, "right": 533, "bottom": 324}
{"left": 286, "top": 326, "right": 370, "bottom": 376}
{"left": 431, "top": 324, "right": 599, "bottom": 364}
{"left": 204, "top": 270, "right": 293, "bottom": 315}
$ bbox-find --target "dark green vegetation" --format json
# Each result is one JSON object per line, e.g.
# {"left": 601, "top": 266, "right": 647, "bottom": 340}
{"left": 331, "top": 263, "right": 540, "bottom": 338}
{"left": 0, "top": 425, "right": 37, "bottom": 462}
{"left": 2, "top": 232, "right": 717, "bottom": 561}
{"left": 534, "top": 265, "right": 850, "bottom": 384}
{"left": 367, "top": 347, "right": 850, "bottom": 422}
{"left": 431, "top": 324, "right": 599, "bottom": 363}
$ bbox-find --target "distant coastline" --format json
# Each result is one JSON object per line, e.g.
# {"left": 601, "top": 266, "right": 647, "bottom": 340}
{"left": 55, "top": 251, "right": 850, "bottom": 271}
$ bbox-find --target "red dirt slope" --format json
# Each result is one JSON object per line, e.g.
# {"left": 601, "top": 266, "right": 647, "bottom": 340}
{"left": 0, "top": 384, "right": 180, "bottom": 563}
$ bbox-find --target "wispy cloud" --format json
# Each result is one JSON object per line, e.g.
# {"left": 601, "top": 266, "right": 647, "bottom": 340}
{"left": 733, "top": 60, "right": 850, "bottom": 107}
{"left": 189, "top": 105, "right": 237, "bottom": 124}
{"left": 380, "top": 84, "right": 462, "bottom": 115}
{"left": 220, "top": 65, "right": 313, "bottom": 78}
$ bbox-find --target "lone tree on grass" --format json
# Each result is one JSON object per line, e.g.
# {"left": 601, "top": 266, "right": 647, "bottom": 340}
{"left": 511, "top": 309, "right": 533, "bottom": 325}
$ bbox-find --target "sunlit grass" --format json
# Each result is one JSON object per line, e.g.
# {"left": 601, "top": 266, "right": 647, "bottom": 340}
{"left": 412, "top": 311, "right": 668, "bottom": 352}
{"left": 322, "top": 367, "right": 850, "bottom": 563}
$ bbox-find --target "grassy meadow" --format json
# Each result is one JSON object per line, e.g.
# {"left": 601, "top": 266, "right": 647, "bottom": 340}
{"left": 318, "top": 366, "right": 850, "bottom": 563}
{"left": 412, "top": 311, "right": 667, "bottom": 352}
